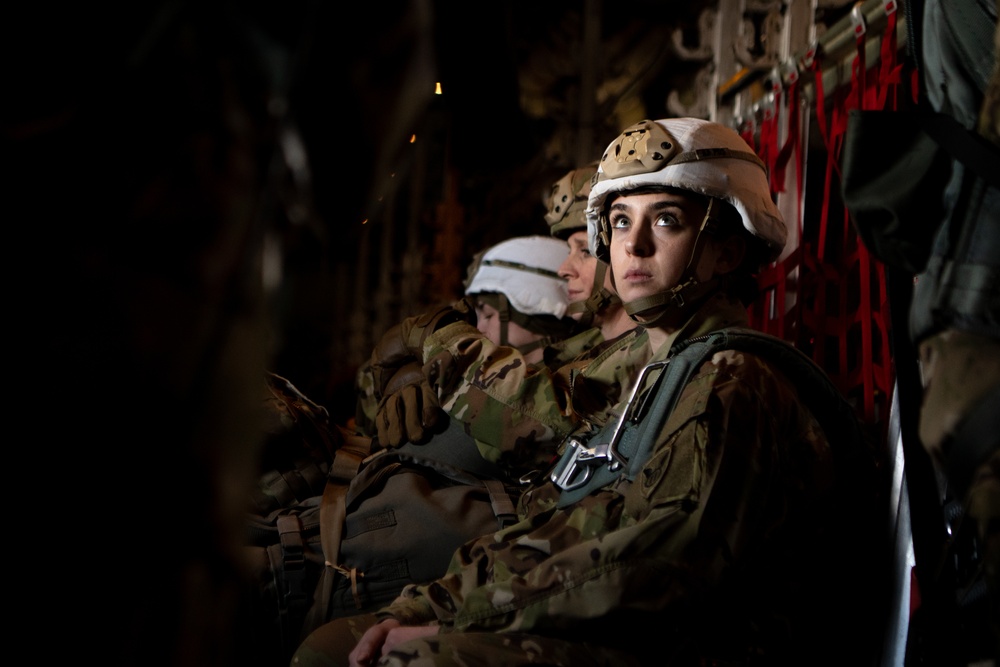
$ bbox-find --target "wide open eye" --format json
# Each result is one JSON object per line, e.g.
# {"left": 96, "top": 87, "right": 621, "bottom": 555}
{"left": 653, "top": 212, "right": 682, "bottom": 229}
{"left": 610, "top": 213, "right": 632, "bottom": 230}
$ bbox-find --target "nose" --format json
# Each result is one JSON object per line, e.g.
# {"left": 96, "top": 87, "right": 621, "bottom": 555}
{"left": 625, "top": 222, "right": 654, "bottom": 257}
{"left": 558, "top": 255, "right": 576, "bottom": 279}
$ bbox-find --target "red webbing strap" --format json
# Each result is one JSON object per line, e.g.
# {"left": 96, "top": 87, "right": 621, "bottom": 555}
{"left": 876, "top": 5, "right": 902, "bottom": 111}
{"left": 771, "top": 78, "right": 800, "bottom": 198}
{"left": 852, "top": 20, "right": 868, "bottom": 112}
{"left": 749, "top": 257, "right": 791, "bottom": 340}
{"left": 805, "top": 15, "right": 898, "bottom": 416}
{"left": 773, "top": 77, "right": 804, "bottom": 342}
{"left": 850, "top": 6, "right": 901, "bottom": 423}
{"left": 843, "top": 17, "right": 873, "bottom": 419}
{"left": 759, "top": 90, "right": 781, "bottom": 194}
{"left": 871, "top": 11, "right": 899, "bottom": 406}
{"left": 740, "top": 119, "right": 756, "bottom": 152}
{"left": 867, "top": 9, "right": 899, "bottom": 421}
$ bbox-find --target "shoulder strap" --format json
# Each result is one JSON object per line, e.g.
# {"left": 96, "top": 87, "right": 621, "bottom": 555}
{"left": 917, "top": 112, "right": 1000, "bottom": 191}
{"left": 553, "top": 332, "right": 721, "bottom": 507}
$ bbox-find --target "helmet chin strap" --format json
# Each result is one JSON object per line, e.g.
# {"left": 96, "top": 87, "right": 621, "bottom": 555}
{"left": 615, "top": 198, "right": 721, "bottom": 329}
{"left": 493, "top": 292, "right": 576, "bottom": 357}
{"left": 566, "top": 260, "right": 621, "bottom": 328}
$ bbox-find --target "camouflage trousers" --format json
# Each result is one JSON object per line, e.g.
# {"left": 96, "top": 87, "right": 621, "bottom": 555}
{"left": 289, "top": 613, "right": 643, "bottom": 667}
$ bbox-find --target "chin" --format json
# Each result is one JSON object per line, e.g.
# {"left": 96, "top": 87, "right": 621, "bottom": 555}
{"left": 621, "top": 284, "right": 667, "bottom": 302}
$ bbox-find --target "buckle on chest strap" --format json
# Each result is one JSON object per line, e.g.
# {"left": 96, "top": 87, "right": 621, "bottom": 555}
{"left": 549, "top": 438, "right": 618, "bottom": 490}
{"left": 550, "top": 359, "right": 671, "bottom": 492}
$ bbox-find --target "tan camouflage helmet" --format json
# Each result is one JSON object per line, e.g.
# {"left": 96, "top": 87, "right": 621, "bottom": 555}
{"left": 587, "top": 118, "right": 786, "bottom": 265}
{"left": 544, "top": 162, "right": 599, "bottom": 239}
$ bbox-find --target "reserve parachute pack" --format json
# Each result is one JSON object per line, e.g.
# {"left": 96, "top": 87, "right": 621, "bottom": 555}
{"left": 551, "top": 327, "right": 881, "bottom": 503}
{"left": 550, "top": 326, "right": 893, "bottom": 661}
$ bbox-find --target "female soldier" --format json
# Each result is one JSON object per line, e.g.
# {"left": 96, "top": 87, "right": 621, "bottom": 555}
{"left": 293, "top": 118, "right": 884, "bottom": 666}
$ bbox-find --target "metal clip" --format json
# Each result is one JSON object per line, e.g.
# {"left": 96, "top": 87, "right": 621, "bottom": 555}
{"left": 607, "top": 359, "right": 670, "bottom": 467}
{"left": 549, "top": 437, "right": 612, "bottom": 491}
{"left": 781, "top": 58, "right": 799, "bottom": 86}
{"left": 883, "top": 0, "right": 897, "bottom": 16}
{"left": 801, "top": 43, "right": 818, "bottom": 70}
{"left": 850, "top": 3, "right": 867, "bottom": 38}
{"left": 550, "top": 358, "right": 671, "bottom": 492}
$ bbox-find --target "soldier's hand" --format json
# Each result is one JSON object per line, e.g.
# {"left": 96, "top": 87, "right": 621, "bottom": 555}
{"left": 348, "top": 618, "right": 399, "bottom": 667}
{"left": 369, "top": 303, "right": 475, "bottom": 399}
{"left": 375, "top": 361, "right": 444, "bottom": 447}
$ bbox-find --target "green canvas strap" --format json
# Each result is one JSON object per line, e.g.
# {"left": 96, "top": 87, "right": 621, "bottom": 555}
{"left": 552, "top": 336, "right": 710, "bottom": 508}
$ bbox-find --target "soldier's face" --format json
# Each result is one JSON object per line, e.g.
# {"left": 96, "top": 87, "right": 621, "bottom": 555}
{"left": 607, "top": 190, "right": 721, "bottom": 306}
{"left": 474, "top": 300, "right": 544, "bottom": 357}
{"left": 558, "top": 231, "right": 598, "bottom": 312}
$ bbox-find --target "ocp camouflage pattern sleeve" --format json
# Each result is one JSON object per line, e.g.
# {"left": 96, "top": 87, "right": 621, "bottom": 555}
{"left": 567, "top": 327, "right": 651, "bottom": 428}
{"left": 421, "top": 322, "right": 575, "bottom": 467}
{"left": 421, "top": 323, "right": 651, "bottom": 467}
{"left": 382, "top": 345, "right": 837, "bottom": 659}
{"left": 540, "top": 326, "right": 606, "bottom": 370}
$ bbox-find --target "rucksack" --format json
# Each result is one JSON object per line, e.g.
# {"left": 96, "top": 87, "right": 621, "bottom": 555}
{"left": 240, "top": 372, "right": 364, "bottom": 666}
{"left": 299, "top": 419, "right": 521, "bottom": 635}
{"left": 243, "top": 412, "right": 523, "bottom": 664}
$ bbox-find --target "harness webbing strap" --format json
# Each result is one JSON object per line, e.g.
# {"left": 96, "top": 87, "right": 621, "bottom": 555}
{"left": 553, "top": 340, "right": 703, "bottom": 508}
{"left": 300, "top": 433, "right": 373, "bottom": 633}
{"left": 482, "top": 479, "right": 518, "bottom": 528}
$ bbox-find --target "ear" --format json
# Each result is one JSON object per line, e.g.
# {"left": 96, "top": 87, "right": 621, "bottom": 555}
{"left": 712, "top": 234, "right": 747, "bottom": 276}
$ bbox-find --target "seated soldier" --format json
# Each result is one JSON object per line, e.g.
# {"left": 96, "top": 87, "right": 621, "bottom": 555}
{"left": 356, "top": 233, "right": 580, "bottom": 448}
{"left": 542, "top": 162, "right": 635, "bottom": 368}
{"left": 364, "top": 165, "right": 656, "bottom": 473}
{"left": 291, "top": 117, "right": 888, "bottom": 667}
{"left": 289, "top": 235, "right": 580, "bottom": 640}
{"left": 464, "top": 235, "right": 579, "bottom": 366}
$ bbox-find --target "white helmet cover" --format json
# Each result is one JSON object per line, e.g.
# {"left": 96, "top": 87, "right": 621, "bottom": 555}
{"left": 464, "top": 235, "right": 570, "bottom": 319}
{"left": 587, "top": 118, "right": 786, "bottom": 264}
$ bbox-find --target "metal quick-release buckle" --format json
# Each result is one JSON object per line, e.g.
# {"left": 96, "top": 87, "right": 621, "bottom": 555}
{"left": 550, "top": 359, "right": 670, "bottom": 491}
{"left": 548, "top": 437, "right": 616, "bottom": 491}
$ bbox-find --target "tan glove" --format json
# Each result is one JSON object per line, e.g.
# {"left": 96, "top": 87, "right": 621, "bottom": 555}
{"left": 375, "top": 361, "right": 444, "bottom": 447}
{"left": 369, "top": 300, "right": 475, "bottom": 400}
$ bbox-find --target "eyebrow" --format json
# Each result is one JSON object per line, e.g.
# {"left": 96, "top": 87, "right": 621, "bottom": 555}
{"left": 609, "top": 198, "right": 687, "bottom": 215}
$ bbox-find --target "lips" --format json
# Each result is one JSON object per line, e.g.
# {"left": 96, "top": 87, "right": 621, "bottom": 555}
{"left": 622, "top": 268, "right": 653, "bottom": 282}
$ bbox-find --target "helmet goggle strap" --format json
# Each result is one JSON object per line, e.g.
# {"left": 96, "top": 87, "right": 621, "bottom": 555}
{"left": 617, "top": 197, "right": 722, "bottom": 328}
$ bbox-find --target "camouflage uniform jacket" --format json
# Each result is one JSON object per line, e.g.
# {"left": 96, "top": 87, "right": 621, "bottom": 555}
{"left": 355, "top": 322, "right": 615, "bottom": 437}
{"left": 539, "top": 325, "right": 606, "bottom": 370}
{"left": 380, "top": 293, "right": 847, "bottom": 662}
{"left": 420, "top": 321, "right": 652, "bottom": 470}
{"left": 353, "top": 325, "right": 639, "bottom": 442}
